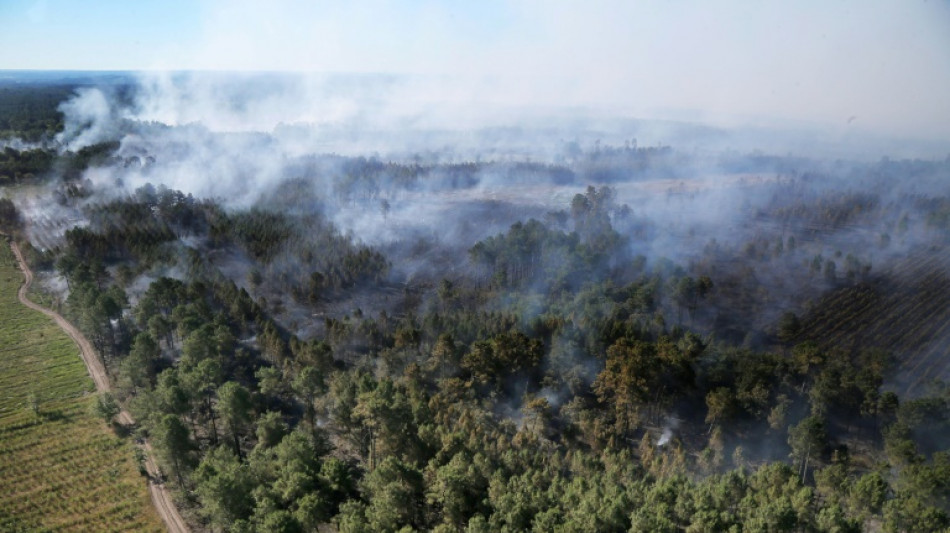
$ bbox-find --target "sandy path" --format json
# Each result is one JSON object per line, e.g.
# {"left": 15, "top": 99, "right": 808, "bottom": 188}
{"left": 10, "top": 240, "right": 190, "bottom": 533}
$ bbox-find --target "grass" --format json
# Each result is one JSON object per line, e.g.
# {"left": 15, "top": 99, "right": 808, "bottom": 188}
{"left": 0, "top": 240, "right": 163, "bottom": 532}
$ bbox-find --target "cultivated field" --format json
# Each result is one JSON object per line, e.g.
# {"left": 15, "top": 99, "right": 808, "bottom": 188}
{"left": 0, "top": 239, "right": 162, "bottom": 532}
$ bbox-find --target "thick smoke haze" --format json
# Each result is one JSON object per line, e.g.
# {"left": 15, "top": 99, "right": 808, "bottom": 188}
{"left": 6, "top": 2, "right": 950, "bottom": 392}
{"left": 3, "top": 1, "right": 949, "bottom": 143}
{"left": 44, "top": 71, "right": 949, "bottom": 270}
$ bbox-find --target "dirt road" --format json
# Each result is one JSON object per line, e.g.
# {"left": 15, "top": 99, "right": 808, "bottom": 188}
{"left": 10, "top": 240, "right": 190, "bottom": 533}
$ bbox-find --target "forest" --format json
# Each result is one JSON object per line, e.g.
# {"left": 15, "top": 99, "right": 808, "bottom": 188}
{"left": 1, "top": 77, "right": 949, "bottom": 533}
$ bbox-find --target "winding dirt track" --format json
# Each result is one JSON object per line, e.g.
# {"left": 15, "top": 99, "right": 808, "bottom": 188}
{"left": 10, "top": 241, "right": 190, "bottom": 533}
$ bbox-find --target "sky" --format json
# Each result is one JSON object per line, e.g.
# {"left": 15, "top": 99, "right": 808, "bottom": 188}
{"left": 1, "top": 0, "right": 949, "bottom": 140}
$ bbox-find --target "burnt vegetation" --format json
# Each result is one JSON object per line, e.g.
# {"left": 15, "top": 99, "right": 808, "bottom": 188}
{"left": 2, "top": 82, "right": 950, "bottom": 532}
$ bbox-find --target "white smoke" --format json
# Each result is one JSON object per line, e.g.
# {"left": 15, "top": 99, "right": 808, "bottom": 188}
{"left": 657, "top": 417, "right": 680, "bottom": 447}
{"left": 55, "top": 88, "right": 118, "bottom": 150}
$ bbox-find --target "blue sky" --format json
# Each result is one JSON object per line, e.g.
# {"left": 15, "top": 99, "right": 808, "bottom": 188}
{"left": 0, "top": 0, "right": 515, "bottom": 72}
{"left": 1, "top": 0, "right": 949, "bottom": 140}
{"left": 0, "top": 0, "right": 202, "bottom": 69}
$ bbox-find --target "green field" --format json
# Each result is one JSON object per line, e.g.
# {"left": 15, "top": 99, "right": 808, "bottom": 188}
{"left": 0, "top": 240, "right": 162, "bottom": 532}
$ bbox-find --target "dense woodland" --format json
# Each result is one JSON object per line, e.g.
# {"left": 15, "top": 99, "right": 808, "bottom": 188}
{"left": 2, "top": 83, "right": 950, "bottom": 532}
{"left": 0, "top": 84, "right": 71, "bottom": 141}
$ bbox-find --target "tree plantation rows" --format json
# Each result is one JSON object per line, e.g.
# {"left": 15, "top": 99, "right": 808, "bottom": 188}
{"left": 793, "top": 246, "right": 950, "bottom": 394}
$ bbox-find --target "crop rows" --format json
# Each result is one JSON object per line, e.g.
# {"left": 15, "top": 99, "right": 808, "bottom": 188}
{"left": 0, "top": 241, "right": 163, "bottom": 532}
